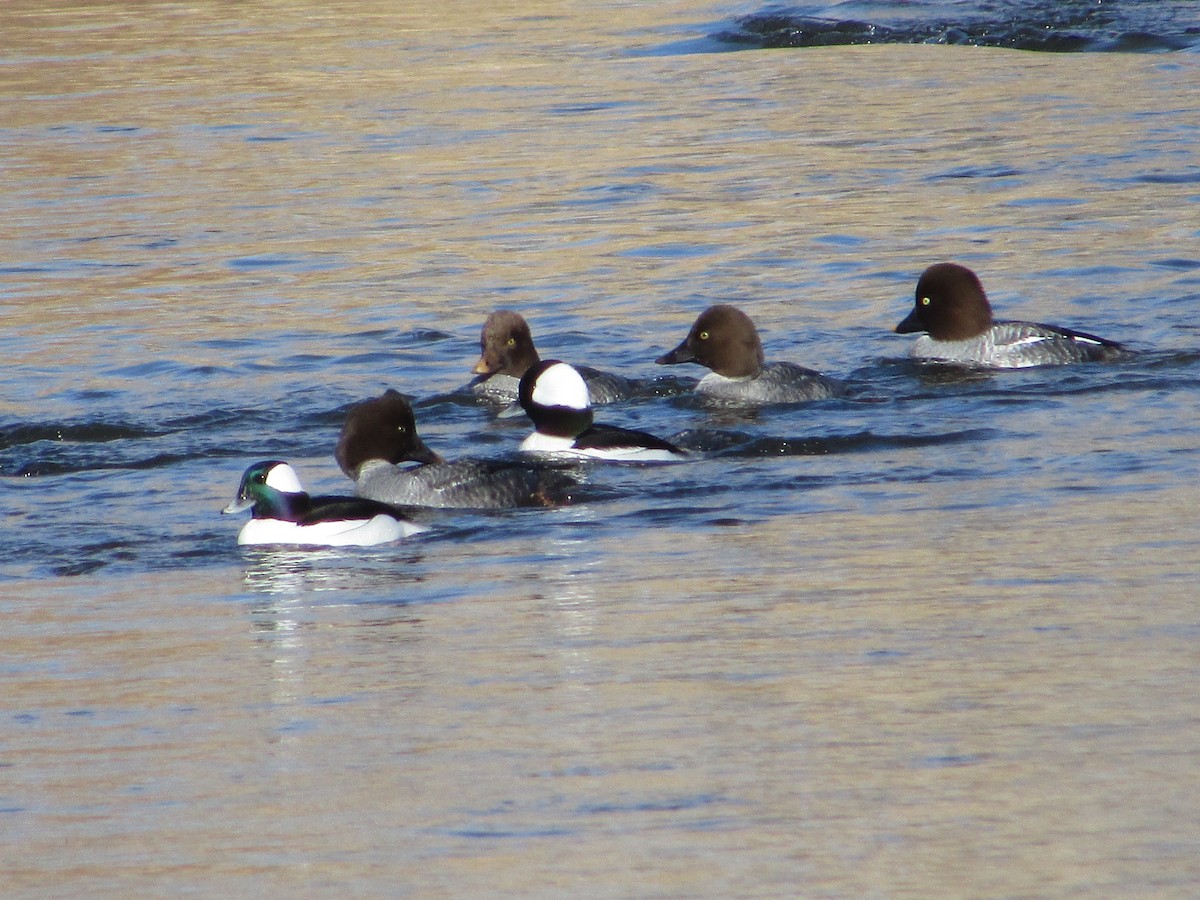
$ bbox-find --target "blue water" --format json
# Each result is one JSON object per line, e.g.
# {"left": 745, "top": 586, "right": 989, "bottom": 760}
{"left": 5, "top": 3, "right": 1200, "bottom": 894}
{"left": 4, "top": 285, "right": 1198, "bottom": 579}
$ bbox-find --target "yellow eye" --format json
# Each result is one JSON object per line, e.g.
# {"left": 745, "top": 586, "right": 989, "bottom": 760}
{"left": 699, "top": 331, "right": 709, "bottom": 340}
{"left": 920, "top": 296, "right": 931, "bottom": 306}
{"left": 506, "top": 338, "right": 516, "bottom": 347}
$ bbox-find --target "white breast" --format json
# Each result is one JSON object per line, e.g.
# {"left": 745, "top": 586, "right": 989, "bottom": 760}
{"left": 237, "top": 515, "right": 426, "bottom": 547}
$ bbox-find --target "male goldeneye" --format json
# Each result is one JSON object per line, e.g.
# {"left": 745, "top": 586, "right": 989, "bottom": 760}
{"left": 518, "top": 360, "right": 686, "bottom": 462}
{"left": 335, "top": 389, "right": 576, "bottom": 508}
{"left": 656, "top": 304, "right": 845, "bottom": 403}
{"left": 895, "top": 262, "right": 1128, "bottom": 368}
{"left": 223, "top": 460, "right": 427, "bottom": 546}
{"left": 470, "top": 309, "right": 633, "bottom": 405}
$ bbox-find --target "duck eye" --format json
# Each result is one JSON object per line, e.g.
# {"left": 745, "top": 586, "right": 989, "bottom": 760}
{"left": 699, "top": 331, "right": 709, "bottom": 340}
{"left": 920, "top": 296, "right": 932, "bottom": 307}
{"left": 506, "top": 337, "right": 516, "bottom": 347}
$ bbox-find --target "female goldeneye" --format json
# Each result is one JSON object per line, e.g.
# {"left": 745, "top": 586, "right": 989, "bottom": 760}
{"left": 335, "top": 389, "right": 576, "bottom": 508}
{"left": 223, "top": 460, "right": 427, "bottom": 546}
{"left": 470, "top": 309, "right": 633, "bottom": 405}
{"left": 656, "top": 304, "right": 845, "bottom": 403}
{"left": 895, "top": 262, "right": 1128, "bottom": 368}
{"left": 518, "top": 360, "right": 686, "bottom": 462}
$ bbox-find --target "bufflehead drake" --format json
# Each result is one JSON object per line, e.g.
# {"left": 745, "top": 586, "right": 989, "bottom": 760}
{"left": 471, "top": 309, "right": 633, "bottom": 405}
{"left": 335, "top": 389, "right": 576, "bottom": 508}
{"left": 223, "top": 460, "right": 427, "bottom": 546}
{"left": 895, "top": 263, "right": 1128, "bottom": 368}
{"left": 656, "top": 304, "right": 845, "bottom": 404}
{"left": 519, "top": 360, "right": 686, "bottom": 462}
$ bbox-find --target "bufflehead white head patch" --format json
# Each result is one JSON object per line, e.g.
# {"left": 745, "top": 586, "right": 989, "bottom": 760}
{"left": 528, "top": 361, "right": 590, "bottom": 412}
{"left": 264, "top": 462, "right": 304, "bottom": 494}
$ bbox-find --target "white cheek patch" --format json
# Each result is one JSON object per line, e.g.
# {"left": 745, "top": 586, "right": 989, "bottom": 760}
{"left": 532, "top": 363, "right": 590, "bottom": 411}
{"left": 265, "top": 463, "right": 305, "bottom": 494}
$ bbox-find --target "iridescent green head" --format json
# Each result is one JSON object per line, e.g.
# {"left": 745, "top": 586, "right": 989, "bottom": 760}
{"left": 223, "top": 461, "right": 306, "bottom": 519}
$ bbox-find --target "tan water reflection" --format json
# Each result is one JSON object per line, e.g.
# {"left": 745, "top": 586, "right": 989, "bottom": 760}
{"left": 4, "top": 0, "right": 1199, "bottom": 895}
{"left": 6, "top": 485, "right": 1199, "bottom": 894}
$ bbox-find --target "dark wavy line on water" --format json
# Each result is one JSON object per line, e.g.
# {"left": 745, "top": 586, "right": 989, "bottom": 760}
{"left": 713, "top": 3, "right": 1200, "bottom": 53}
{"left": 9, "top": 449, "right": 254, "bottom": 479}
{"left": 672, "top": 427, "right": 990, "bottom": 458}
{"left": 0, "top": 406, "right": 275, "bottom": 452}
{"left": 0, "top": 421, "right": 166, "bottom": 451}
{"left": 0, "top": 402, "right": 348, "bottom": 477}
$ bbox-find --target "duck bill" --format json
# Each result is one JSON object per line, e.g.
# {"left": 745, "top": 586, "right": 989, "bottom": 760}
{"left": 895, "top": 308, "right": 924, "bottom": 334}
{"left": 655, "top": 340, "right": 694, "bottom": 365}
{"left": 223, "top": 495, "right": 253, "bottom": 515}
{"left": 471, "top": 355, "right": 495, "bottom": 376}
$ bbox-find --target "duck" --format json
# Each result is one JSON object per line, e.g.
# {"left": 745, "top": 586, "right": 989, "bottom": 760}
{"left": 470, "top": 309, "right": 634, "bottom": 405}
{"left": 223, "top": 460, "right": 427, "bottom": 546}
{"left": 895, "top": 262, "right": 1129, "bottom": 368}
{"left": 335, "top": 389, "right": 576, "bottom": 508}
{"left": 518, "top": 360, "right": 686, "bottom": 462}
{"left": 656, "top": 304, "right": 845, "bottom": 403}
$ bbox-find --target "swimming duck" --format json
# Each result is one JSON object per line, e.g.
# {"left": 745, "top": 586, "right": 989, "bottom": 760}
{"left": 519, "top": 360, "right": 686, "bottom": 462}
{"left": 336, "top": 389, "right": 576, "bottom": 508}
{"left": 471, "top": 309, "right": 633, "bottom": 405}
{"left": 223, "top": 460, "right": 427, "bottom": 546}
{"left": 656, "top": 304, "right": 845, "bottom": 403}
{"left": 895, "top": 262, "right": 1128, "bottom": 368}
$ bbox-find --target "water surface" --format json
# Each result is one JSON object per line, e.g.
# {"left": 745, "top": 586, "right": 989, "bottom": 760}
{"left": 3, "top": 0, "right": 1200, "bottom": 895}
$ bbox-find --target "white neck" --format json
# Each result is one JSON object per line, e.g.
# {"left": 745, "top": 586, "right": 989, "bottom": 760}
{"left": 520, "top": 431, "right": 578, "bottom": 454}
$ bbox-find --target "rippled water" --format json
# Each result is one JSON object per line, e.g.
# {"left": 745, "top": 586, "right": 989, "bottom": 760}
{"left": 4, "top": 0, "right": 1200, "bottom": 894}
